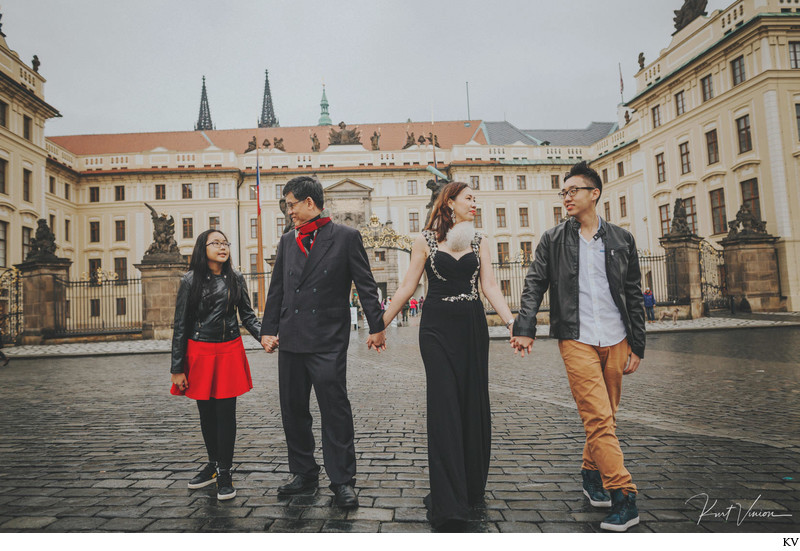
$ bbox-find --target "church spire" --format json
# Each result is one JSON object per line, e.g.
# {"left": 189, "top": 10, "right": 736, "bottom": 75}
{"left": 258, "top": 69, "right": 279, "bottom": 128}
{"left": 195, "top": 76, "right": 214, "bottom": 131}
{"left": 318, "top": 84, "right": 332, "bottom": 126}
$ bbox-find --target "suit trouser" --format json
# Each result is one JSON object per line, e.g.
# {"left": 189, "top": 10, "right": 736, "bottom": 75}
{"left": 558, "top": 339, "right": 637, "bottom": 494}
{"left": 278, "top": 348, "right": 356, "bottom": 486}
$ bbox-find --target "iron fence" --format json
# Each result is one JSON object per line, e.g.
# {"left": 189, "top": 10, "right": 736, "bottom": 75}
{"left": 0, "top": 268, "right": 23, "bottom": 345}
{"left": 484, "top": 261, "right": 550, "bottom": 313}
{"left": 242, "top": 271, "right": 271, "bottom": 316}
{"left": 638, "top": 252, "right": 681, "bottom": 305}
{"left": 53, "top": 275, "right": 142, "bottom": 336}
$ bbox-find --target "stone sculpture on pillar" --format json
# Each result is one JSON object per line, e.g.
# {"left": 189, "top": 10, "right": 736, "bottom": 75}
{"left": 142, "top": 204, "right": 182, "bottom": 263}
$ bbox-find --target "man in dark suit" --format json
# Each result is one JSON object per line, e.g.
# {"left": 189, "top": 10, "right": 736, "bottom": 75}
{"left": 260, "top": 176, "right": 386, "bottom": 508}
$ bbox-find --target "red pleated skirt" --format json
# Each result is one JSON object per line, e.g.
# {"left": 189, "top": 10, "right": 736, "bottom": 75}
{"left": 170, "top": 337, "right": 253, "bottom": 400}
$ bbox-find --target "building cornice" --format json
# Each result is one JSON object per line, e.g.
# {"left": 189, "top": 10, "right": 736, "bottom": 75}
{"left": 0, "top": 70, "right": 61, "bottom": 119}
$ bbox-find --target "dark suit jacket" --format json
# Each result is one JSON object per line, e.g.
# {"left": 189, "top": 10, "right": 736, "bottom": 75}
{"left": 260, "top": 221, "right": 384, "bottom": 353}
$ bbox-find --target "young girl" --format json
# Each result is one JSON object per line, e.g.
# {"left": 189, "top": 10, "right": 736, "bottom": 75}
{"left": 170, "top": 229, "right": 261, "bottom": 500}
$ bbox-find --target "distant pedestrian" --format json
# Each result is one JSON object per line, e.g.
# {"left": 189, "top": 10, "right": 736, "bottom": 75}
{"left": 170, "top": 229, "right": 263, "bottom": 501}
{"left": 418, "top": 295, "right": 425, "bottom": 311}
{"left": 409, "top": 297, "right": 418, "bottom": 316}
{"left": 643, "top": 288, "right": 656, "bottom": 322}
{"left": 401, "top": 300, "right": 409, "bottom": 324}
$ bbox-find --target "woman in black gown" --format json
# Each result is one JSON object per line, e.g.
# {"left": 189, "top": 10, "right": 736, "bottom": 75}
{"left": 382, "top": 182, "right": 516, "bottom": 530}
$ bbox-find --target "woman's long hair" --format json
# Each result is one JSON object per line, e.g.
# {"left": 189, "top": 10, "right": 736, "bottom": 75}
{"left": 424, "top": 181, "right": 469, "bottom": 243}
{"left": 187, "top": 229, "right": 240, "bottom": 313}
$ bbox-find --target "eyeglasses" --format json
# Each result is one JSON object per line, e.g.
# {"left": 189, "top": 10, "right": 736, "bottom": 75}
{"left": 284, "top": 198, "right": 307, "bottom": 211}
{"left": 557, "top": 187, "right": 596, "bottom": 200}
{"left": 206, "top": 241, "right": 231, "bottom": 249}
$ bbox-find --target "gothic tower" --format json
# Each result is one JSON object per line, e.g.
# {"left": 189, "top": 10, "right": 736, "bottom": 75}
{"left": 318, "top": 84, "right": 332, "bottom": 126}
{"left": 258, "top": 69, "right": 279, "bottom": 128}
{"left": 194, "top": 76, "right": 214, "bottom": 131}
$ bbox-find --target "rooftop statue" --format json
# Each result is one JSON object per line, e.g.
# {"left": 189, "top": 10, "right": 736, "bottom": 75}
{"left": 328, "top": 121, "right": 362, "bottom": 145}
{"left": 674, "top": 0, "right": 708, "bottom": 33}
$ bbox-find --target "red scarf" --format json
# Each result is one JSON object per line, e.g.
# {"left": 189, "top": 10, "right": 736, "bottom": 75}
{"left": 295, "top": 215, "right": 331, "bottom": 257}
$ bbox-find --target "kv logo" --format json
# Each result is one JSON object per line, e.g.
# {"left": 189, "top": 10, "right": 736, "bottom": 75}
{"left": 785, "top": 538, "right": 799, "bottom": 547}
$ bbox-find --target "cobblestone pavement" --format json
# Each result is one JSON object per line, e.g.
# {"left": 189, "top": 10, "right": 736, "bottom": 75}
{"left": 0, "top": 326, "right": 798, "bottom": 533}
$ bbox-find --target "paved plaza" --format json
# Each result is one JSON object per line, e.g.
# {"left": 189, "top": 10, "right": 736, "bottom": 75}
{"left": 0, "top": 322, "right": 798, "bottom": 533}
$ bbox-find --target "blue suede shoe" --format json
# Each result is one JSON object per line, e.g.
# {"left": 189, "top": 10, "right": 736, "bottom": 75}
{"left": 581, "top": 468, "right": 611, "bottom": 508}
{"left": 600, "top": 489, "right": 639, "bottom": 532}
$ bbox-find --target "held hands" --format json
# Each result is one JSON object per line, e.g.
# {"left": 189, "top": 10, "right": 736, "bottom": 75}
{"left": 261, "top": 335, "right": 279, "bottom": 354}
{"left": 510, "top": 336, "right": 535, "bottom": 357}
{"left": 171, "top": 373, "right": 188, "bottom": 392}
{"left": 367, "top": 330, "right": 387, "bottom": 353}
{"left": 624, "top": 352, "right": 642, "bottom": 374}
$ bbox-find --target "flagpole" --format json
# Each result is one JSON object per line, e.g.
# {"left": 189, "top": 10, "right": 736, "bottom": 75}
{"left": 256, "top": 140, "right": 266, "bottom": 314}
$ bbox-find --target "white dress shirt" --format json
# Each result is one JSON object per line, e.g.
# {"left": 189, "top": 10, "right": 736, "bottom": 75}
{"left": 576, "top": 218, "right": 627, "bottom": 348}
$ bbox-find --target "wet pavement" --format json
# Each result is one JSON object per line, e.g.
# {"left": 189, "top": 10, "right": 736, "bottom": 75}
{"left": 0, "top": 325, "right": 797, "bottom": 532}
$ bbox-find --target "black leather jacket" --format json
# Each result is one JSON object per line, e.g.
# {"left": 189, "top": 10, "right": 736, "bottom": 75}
{"left": 512, "top": 217, "right": 646, "bottom": 359}
{"left": 171, "top": 270, "right": 261, "bottom": 374}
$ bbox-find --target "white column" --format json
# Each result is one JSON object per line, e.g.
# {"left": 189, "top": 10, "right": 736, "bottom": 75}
{"left": 763, "top": 90, "right": 792, "bottom": 237}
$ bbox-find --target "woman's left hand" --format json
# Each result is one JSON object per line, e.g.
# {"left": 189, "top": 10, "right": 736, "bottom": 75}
{"left": 171, "top": 373, "right": 188, "bottom": 391}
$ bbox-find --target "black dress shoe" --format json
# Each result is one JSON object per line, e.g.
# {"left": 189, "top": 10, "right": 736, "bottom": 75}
{"left": 331, "top": 483, "right": 359, "bottom": 508}
{"left": 278, "top": 474, "right": 319, "bottom": 495}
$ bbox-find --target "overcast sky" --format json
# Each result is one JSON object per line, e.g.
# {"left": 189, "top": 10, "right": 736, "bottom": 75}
{"left": 6, "top": 0, "right": 732, "bottom": 137}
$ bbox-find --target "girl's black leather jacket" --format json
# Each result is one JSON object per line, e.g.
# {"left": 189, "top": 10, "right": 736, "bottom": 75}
{"left": 171, "top": 270, "right": 261, "bottom": 374}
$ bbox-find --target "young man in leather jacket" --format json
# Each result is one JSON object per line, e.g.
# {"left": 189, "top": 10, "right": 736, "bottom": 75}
{"left": 510, "top": 161, "right": 645, "bottom": 532}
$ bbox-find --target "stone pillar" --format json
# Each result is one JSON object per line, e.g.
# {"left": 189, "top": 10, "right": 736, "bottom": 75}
{"left": 721, "top": 235, "right": 784, "bottom": 312}
{"left": 15, "top": 258, "right": 72, "bottom": 345}
{"left": 135, "top": 261, "right": 188, "bottom": 340}
{"left": 659, "top": 234, "right": 703, "bottom": 319}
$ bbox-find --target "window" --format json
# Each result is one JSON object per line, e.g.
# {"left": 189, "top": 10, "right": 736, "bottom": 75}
{"left": 701, "top": 75, "right": 714, "bottom": 102}
{"left": 409, "top": 212, "right": 420, "bottom": 233}
{"left": 22, "top": 226, "right": 32, "bottom": 259}
{"left": 494, "top": 176, "right": 504, "bottom": 191}
{"left": 0, "top": 221, "right": 6, "bottom": 267}
{"left": 374, "top": 250, "right": 386, "bottom": 262}
{"left": 89, "top": 221, "right": 100, "bottom": 242}
{"left": 496, "top": 208, "right": 507, "bottom": 228}
{"left": 116, "top": 298, "right": 127, "bottom": 316}
{"left": 250, "top": 254, "right": 258, "bottom": 273}
{"left": 182, "top": 217, "right": 193, "bottom": 239}
{"left": 250, "top": 218, "right": 258, "bottom": 239}
{"left": 659, "top": 204, "right": 671, "bottom": 237}
{"left": 49, "top": 176, "right": 55, "bottom": 194}
{"left": 0, "top": 100, "right": 6, "bottom": 127}
{"left": 407, "top": 180, "right": 418, "bottom": 195}
{"left": 500, "top": 280, "right": 511, "bottom": 296}
{"left": 49, "top": 214, "right": 55, "bottom": 232}
{"left": 249, "top": 185, "right": 257, "bottom": 200}
{"left": 736, "top": 115, "right": 752, "bottom": 153}
{"left": 114, "top": 257, "right": 128, "bottom": 281}
{"left": 88, "top": 259, "right": 101, "bottom": 279}
{"left": 275, "top": 183, "right": 284, "bottom": 198}
{"left": 551, "top": 175, "right": 560, "bottom": 189}
{"left": 0, "top": 158, "right": 6, "bottom": 194}
{"left": 710, "top": 189, "right": 727, "bottom": 234}
{"left": 602, "top": 168, "right": 608, "bottom": 184}
{"left": 683, "top": 196, "right": 697, "bottom": 234}
{"left": 23, "top": 169, "right": 32, "bottom": 202}
{"left": 604, "top": 202, "right": 611, "bottom": 221}
{"left": 675, "top": 91, "right": 686, "bottom": 116}
{"left": 115, "top": 220, "right": 126, "bottom": 241}
{"left": 64, "top": 183, "right": 70, "bottom": 200}
{"left": 64, "top": 219, "right": 70, "bottom": 242}
{"left": 520, "top": 241, "right": 533, "bottom": 263}
{"left": 553, "top": 207, "right": 563, "bottom": 226}
{"left": 617, "top": 161, "right": 624, "bottom": 178}
{"left": 155, "top": 184, "right": 166, "bottom": 200}
{"left": 470, "top": 175, "right": 480, "bottom": 190}
{"left": 796, "top": 104, "right": 800, "bottom": 141}
{"left": 209, "top": 216, "right": 220, "bottom": 230}
{"left": 23, "top": 115, "right": 32, "bottom": 140}
{"left": 679, "top": 142, "right": 692, "bottom": 174}
{"left": 497, "top": 242, "right": 510, "bottom": 264}
{"left": 208, "top": 182, "right": 219, "bottom": 199}
{"left": 182, "top": 183, "right": 193, "bottom": 199}
{"left": 89, "top": 187, "right": 100, "bottom": 202}
{"left": 792, "top": 42, "right": 800, "bottom": 69}
{"left": 652, "top": 105, "right": 662, "bottom": 128}
{"left": 655, "top": 153, "right": 666, "bottom": 183}
{"left": 519, "top": 207, "right": 530, "bottom": 227}
{"left": 474, "top": 208, "right": 482, "bottom": 228}
{"left": 741, "top": 179, "right": 761, "bottom": 220}
{"left": 115, "top": 185, "right": 125, "bottom": 201}
{"left": 517, "top": 175, "right": 526, "bottom": 190}
{"left": 90, "top": 299, "right": 100, "bottom": 317}
{"left": 276, "top": 217, "right": 285, "bottom": 235}
{"left": 706, "top": 129, "right": 719, "bottom": 165}
{"left": 620, "top": 196, "right": 627, "bottom": 218}
{"left": 731, "top": 56, "right": 746, "bottom": 86}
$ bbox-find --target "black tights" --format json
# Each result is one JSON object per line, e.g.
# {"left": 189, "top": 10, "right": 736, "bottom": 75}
{"left": 196, "top": 397, "right": 237, "bottom": 470}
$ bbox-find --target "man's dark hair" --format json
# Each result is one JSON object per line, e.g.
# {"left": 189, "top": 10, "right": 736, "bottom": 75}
{"left": 283, "top": 176, "right": 324, "bottom": 209}
{"left": 565, "top": 161, "right": 602, "bottom": 203}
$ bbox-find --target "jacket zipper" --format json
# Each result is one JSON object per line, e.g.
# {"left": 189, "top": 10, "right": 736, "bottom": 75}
{"left": 222, "top": 276, "right": 229, "bottom": 341}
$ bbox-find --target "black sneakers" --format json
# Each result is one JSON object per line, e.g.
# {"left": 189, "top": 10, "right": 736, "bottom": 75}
{"left": 600, "top": 489, "right": 640, "bottom": 532}
{"left": 187, "top": 462, "right": 217, "bottom": 489}
{"left": 216, "top": 468, "right": 236, "bottom": 501}
{"left": 581, "top": 468, "right": 612, "bottom": 508}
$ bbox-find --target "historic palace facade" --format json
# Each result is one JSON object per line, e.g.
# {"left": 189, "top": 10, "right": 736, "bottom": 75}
{"left": 2, "top": 0, "right": 799, "bottom": 311}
